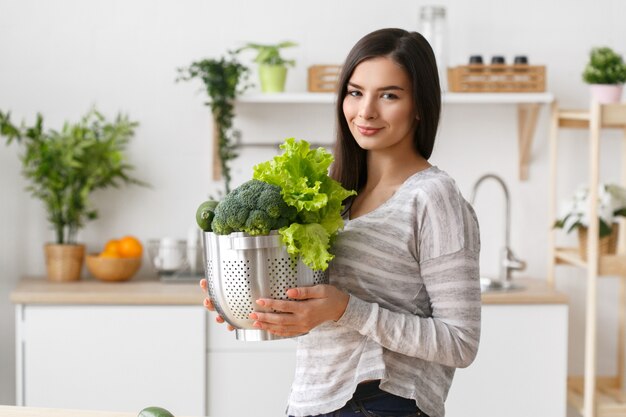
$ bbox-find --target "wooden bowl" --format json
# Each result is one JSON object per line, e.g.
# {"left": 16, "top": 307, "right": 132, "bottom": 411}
{"left": 86, "top": 254, "right": 142, "bottom": 282}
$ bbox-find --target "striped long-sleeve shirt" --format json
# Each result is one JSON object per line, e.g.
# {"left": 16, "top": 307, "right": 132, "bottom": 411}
{"left": 286, "top": 166, "right": 481, "bottom": 417}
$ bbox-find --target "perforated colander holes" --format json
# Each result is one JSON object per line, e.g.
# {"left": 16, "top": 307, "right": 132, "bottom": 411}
{"left": 268, "top": 257, "right": 298, "bottom": 301}
{"left": 207, "top": 259, "right": 217, "bottom": 300}
{"left": 312, "top": 270, "right": 327, "bottom": 286}
{"left": 223, "top": 259, "right": 252, "bottom": 320}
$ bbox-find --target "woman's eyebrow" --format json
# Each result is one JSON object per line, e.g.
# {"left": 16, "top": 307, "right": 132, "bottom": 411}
{"left": 347, "top": 82, "right": 405, "bottom": 91}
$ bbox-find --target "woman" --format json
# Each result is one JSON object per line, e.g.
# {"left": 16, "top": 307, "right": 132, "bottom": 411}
{"left": 201, "top": 28, "right": 481, "bottom": 417}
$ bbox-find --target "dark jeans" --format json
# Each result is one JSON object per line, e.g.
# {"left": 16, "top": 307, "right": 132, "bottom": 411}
{"left": 291, "top": 380, "right": 429, "bottom": 417}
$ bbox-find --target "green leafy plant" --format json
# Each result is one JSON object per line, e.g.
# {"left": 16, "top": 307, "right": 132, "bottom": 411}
{"left": 237, "top": 41, "right": 298, "bottom": 67}
{"left": 177, "top": 52, "right": 250, "bottom": 193}
{"left": 554, "top": 183, "right": 626, "bottom": 238}
{"left": 582, "top": 47, "right": 626, "bottom": 85}
{"left": 0, "top": 108, "right": 145, "bottom": 244}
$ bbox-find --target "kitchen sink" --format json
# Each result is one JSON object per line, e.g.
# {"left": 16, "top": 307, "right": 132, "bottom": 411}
{"left": 480, "top": 277, "right": 524, "bottom": 293}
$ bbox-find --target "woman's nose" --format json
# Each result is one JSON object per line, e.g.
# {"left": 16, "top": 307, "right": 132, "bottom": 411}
{"left": 358, "top": 97, "right": 377, "bottom": 120}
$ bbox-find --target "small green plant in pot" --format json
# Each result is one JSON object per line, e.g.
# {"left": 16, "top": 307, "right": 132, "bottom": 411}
{"left": 238, "top": 41, "right": 297, "bottom": 93}
{"left": 554, "top": 182, "right": 626, "bottom": 259}
{"left": 0, "top": 108, "right": 145, "bottom": 281}
{"left": 177, "top": 52, "right": 250, "bottom": 193}
{"left": 582, "top": 47, "right": 626, "bottom": 103}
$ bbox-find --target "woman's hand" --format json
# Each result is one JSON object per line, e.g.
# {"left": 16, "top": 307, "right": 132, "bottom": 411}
{"left": 249, "top": 284, "right": 350, "bottom": 337}
{"left": 199, "top": 278, "right": 235, "bottom": 331}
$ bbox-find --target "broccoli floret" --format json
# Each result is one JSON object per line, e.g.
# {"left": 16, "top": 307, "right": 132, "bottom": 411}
{"left": 211, "top": 179, "right": 297, "bottom": 236}
{"left": 244, "top": 210, "right": 272, "bottom": 235}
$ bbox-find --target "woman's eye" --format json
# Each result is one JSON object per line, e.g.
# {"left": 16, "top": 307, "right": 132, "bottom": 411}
{"left": 347, "top": 90, "right": 361, "bottom": 97}
{"left": 382, "top": 92, "right": 398, "bottom": 100}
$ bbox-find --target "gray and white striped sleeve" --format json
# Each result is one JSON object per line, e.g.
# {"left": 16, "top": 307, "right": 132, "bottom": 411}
{"left": 336, "top": 179, "right": 481, "bottom": 368}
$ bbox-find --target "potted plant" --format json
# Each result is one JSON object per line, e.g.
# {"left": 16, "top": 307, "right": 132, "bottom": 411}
{"left": 554, "top": 182, "right": 626, "bottom": 259}
{"left": 582, "top": 47, "right": 626, "bottom": 103}
{"left": 177, "top": 52, "right": 250, "bottom": 193}
{"left": 238, "top": 41, "right": 297, "bottom": 93}
{"left": 0, "top": 108, "right": 145, "bottom": 281}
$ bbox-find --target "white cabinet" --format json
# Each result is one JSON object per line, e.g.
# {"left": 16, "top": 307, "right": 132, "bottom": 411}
{"left": 15, "top": 305, "right": 206, "bottom": 416}
{"left": 446, "top": 303, "right": 568, "bottom": 417}
{"left": 205, "top": 321, "right": 296, "bottom": 417}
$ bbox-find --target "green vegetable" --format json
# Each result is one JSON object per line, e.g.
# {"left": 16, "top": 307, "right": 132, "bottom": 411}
{"left": 211, "top": 179, "right": 297, "bottom": 236}
{"left": 137, "top": 406, "right": 175, "bottom": 417}
{"left": 253, "top": 138, "right": 357, "bottom": 271}
{"left": 196, "top": 200, "right": 219, "bottom": 231}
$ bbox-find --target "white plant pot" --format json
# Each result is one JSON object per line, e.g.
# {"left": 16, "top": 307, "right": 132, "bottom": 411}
{"left": 589, "top": 84, "right": 624, "bottom": 104}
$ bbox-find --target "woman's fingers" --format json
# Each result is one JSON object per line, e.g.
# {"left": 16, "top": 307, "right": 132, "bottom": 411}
{"left": 249, "top": 311, "right": 307, "bottom": 336}
{"left": 215, "top": 315, "right": 235, "bottom": 331}
{"left": 250, "top": 311, "right": 293, "bottom": 325}
{"left": 251, "top": 318, "right": 305, "bottom": 336}
{"left": 255, "top": 298, "right": 299, "bottom": 313}
{"left": 203, "top": 297, "right": 216, "bottom": 311}
{"left": 200, "top": 279, "right": 347, "bottom": 336}
{"left": 203, "top": 294, "right": 235, "bottom": 331}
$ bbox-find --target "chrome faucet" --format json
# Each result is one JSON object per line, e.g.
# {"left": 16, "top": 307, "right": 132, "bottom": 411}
{"left": 470, "top": 173, "right": 526, "bottom": 288}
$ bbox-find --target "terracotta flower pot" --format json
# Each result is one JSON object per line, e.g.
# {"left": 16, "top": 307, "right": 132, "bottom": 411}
{"left": 44, "top": 243, "right": 85, "bottom": 282}
{"left": 577, "top": 223, "right": 618, "bottom": 260}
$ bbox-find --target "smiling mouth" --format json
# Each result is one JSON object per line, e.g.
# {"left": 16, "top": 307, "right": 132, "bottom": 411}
{"left": 356, "top": 125, "right": 382, "bottom": 136}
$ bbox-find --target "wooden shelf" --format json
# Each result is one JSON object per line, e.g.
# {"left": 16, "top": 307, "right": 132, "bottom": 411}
{"left": 237, "top": 92, "right": 335, "bottom": 104}
{"left": 446, "top": 92, "right": 553, "bottom": 104}
{"left": 568, "top": 376, "right": 626, "bottom": 416}
{"left": 232, "top": 91, "right": 554, "bottom": 181}
{"left": 549, "top": 102, "right": 626, "bottom": 417}
{"left": 557, "top": 105, "right": 626, "bottom": 129}
{"left": 554, "top": 247, "right": 626, "bottom": 277}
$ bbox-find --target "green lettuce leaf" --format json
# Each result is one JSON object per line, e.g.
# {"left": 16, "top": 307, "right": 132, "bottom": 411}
{"left": 280, "top": 223, "right": 332, "bottom": 271}
{"left": 253, "top": 138, "right": 356, "bottom": 270}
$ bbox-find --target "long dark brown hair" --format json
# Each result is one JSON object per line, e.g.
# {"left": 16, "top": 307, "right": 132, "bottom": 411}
{"left": 330, "top": 28, "right": 441, "bottom": 195}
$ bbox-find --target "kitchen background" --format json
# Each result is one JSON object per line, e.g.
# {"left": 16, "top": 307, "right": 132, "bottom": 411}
{"left": 0, "top": 0, "right": 625, "bottom": 411}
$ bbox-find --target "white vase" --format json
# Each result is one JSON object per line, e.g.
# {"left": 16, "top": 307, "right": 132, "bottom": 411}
{"left": 589, "top": 84, "right": 624, "bottom": 104}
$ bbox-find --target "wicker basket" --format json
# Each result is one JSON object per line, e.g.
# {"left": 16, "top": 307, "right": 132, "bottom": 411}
{"left": 307, "top": 65, "right": 341, "bottom": 92}
{"left": 44, "top": 243, "right": 85, "bottom": 282}
{"left": 577, "top": 223, "right": 619, "bottom": 260}
{"left": 203, "top": 231, "right": 328, "bottom": 341}
{"left": 447, "top": 64, "right": 546, "bottom": 93}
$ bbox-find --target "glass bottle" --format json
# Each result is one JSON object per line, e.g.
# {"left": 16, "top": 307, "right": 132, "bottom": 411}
{"left": 418, "top": 6, "right": 448, "bottom": 91}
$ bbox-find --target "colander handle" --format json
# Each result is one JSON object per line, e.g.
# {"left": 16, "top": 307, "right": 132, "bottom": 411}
{"left": 225, "top": 234, "right": 283, "bottom": 250}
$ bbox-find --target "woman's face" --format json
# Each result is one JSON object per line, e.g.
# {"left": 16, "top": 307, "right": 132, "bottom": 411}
{"left": 342, "top": 56, "right": 418, "bottom": 152}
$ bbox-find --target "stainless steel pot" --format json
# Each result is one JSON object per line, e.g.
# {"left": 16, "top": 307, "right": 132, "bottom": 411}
{"left": 202, "top": 231, "right": 328, "bottom": 341}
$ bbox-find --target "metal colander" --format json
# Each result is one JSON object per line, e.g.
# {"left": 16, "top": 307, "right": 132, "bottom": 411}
{"left": 202, "top": 231, "right": 328, "bottom": 341}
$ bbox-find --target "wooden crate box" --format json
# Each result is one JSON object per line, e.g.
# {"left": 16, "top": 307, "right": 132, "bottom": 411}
{"left": 308, "top": 65, "right": 341, "bottom": 93}
{"left": 448, "top": 65, "right": 546, "bottom": 93}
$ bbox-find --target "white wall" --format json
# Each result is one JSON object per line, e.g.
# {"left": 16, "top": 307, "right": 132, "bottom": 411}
{"left": 1, "top": 0, "right": 625, "bottom": 409}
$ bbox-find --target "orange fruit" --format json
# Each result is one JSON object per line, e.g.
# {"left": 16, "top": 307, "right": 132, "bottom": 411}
{"left": 117, "top": 235, "right": 143, "bottom": 258}
{"left": 104, "top": 239, "right": 120, "bottom": 255}
{"left": 99, "top": 239, "right": 121, "bottom": 257}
